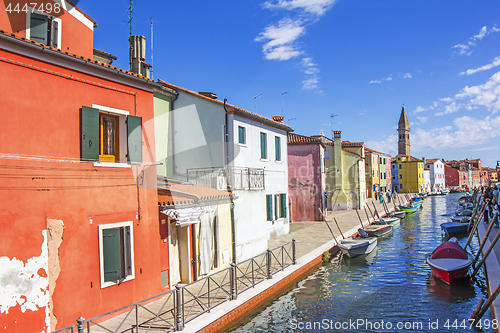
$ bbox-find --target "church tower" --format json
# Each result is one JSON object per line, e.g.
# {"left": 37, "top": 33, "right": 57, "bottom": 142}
{"left": 398, "top": 106, "right": 410, "bottom": 156}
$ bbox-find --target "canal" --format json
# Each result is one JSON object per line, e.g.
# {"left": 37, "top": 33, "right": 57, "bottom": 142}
{"left": 231, "top": 193, "right": 495, "bottom": 332}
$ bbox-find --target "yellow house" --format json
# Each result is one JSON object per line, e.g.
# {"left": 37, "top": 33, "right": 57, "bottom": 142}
{"left": 364, "top": 148, "right": 380, "bottom": 199}
{"left": 393, "top": 154, "right": 425, "bottom": 193}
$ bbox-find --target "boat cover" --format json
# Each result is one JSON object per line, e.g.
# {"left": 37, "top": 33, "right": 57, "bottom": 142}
{"left": 431, "top": 241, "right": 468, "bottom": 260}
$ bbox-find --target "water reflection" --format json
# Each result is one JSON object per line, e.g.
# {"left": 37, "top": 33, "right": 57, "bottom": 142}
{"left": 232, "top": 194, "right": 491, "bottom": 332}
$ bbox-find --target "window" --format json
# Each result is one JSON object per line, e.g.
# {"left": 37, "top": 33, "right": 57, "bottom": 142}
{"left": 399, "top": 164, "right": 402, "bottom": 169}
{"left": 400, "top": 184, "right": 403, "bottom": 190}
{"left": 81, "top": 105, "right": 142, "bottom": 164}
{"left": 399, "top": 174, "right": 403, "bottom": 179}
{"left": 99, "top": 221, "right": 135, "bottom": 288}
{"left": 238, "top": 126, "right": 246, "bottom": 144}
{"left": 260, "top": 132, "right": 267, "bottom": 159}
{"left": 275, "top": 136, "right": 281, "bottom": 161}
{"left": 27, "top": 12, "right": 61, "bottom": 49}
{"left": 392, "top": 164, "right": 395, "bottom": 169}
{"left": 392, "top": 174, "right": 395, "bottom": 180}
{"left": 266, "top": 195, "right": 273, "bottom": 221}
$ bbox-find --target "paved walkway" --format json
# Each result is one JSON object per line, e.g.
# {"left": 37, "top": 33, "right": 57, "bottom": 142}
{"left": 269, "top": 196, "right": 411, "bottom": 258}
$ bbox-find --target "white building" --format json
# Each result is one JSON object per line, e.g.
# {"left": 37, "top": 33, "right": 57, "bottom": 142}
{"left": 159, "top": 81, "right": 291, "bottom": 262}
{"left": 423, "top": 168, "right": 431, "bottom": 193}
{"left": 423, "top": 158, "right": 446, "bottom": 192}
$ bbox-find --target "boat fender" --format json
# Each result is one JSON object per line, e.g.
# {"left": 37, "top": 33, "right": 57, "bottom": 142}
{"left": 379, "top": 218, "right": 386, "bottom": 225}
{"left": 449, "top": 237, "right": 458, "bottom": 243}
{"left": 358, "top": 228, "right": 369, "bottom": 238}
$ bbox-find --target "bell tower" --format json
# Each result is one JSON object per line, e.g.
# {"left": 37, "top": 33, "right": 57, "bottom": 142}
{"left": 398, "top": 106, "right": 410, "bottom": 156}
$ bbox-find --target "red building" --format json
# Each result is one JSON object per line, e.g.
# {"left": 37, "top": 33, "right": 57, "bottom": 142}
{"left": 287, "top": 133, "right": 326, "bottom": 221}
{"left": 0, "top": 2, "right": 175, "bottom": 331}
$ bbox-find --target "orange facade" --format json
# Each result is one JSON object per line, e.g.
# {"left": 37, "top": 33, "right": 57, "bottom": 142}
{"left": 0, "top": 3, "right": 167, "bottom": 332}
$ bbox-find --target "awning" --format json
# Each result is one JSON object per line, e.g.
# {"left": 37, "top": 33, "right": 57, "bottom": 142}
{"left": 162, "top": 208, "right": 203, "bottom": 227}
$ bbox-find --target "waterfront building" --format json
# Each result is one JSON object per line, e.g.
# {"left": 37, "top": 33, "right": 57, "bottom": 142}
{"left": 423, "top": 158, "right": 446, "bottom": 192}
{"left": 287, "top": 133, "right": 326, "bottom": 221}
{"left": 159, "top": 81, "right": 291, "bottom": 262}
{"left": 392, "top": 155, "right": 425, "bottom": 193}
{"left": 423, "top": 167, "right": 431, "bottom": 193}
{"left": 0, "top": 3, "right": 173, "bottom": 331}
{"left": 365, "top": 147, "right": 391, "bottom": 197}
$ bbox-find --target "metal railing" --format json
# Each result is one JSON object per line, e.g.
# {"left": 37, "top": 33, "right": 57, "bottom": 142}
{"left": 186, "top": 166, "right": 265, "bottom": 190}
{"left": 53, "top": 240, "right": 296, "bottom": 333}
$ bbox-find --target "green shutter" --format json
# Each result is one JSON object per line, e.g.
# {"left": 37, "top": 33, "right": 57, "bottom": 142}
{"left": 103, "top": 228, "right": 122, "bottom": 282}
{"left": 260, "top": 133, "right": 267, "bottom": 159}
{"left": 81, "top": 106, "right": 99, "bottom": 161}
{"left": 275, "top": 137, "right": 281, "bottom": 161}
{"left": 238, "top": 126, "right": 245, "bottom": 144}
{"left": 127, "top": 115, "right": 142, "bottom": 163}
{"left": 281, "top": 194, "right": 287, "bottom": 218}
{"left": 30, "top": 13, "right": 48, "bottom": 45}
{"left": 266, "top": 195, "right": 273, "bottom": 221}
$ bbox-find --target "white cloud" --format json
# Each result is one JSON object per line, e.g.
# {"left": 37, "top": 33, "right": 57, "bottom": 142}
{"left": 263, "top": 0, "right": 336, "bottom": 16}
{"left": 454, "top": 25, "right": 500, "bottom": 56}
{"left": 404, "top": 73, "right": 412, "bottom": 79}
{"left": 255, "top": 18, "right": 305, "bottom": 60}
{"left": 384, "top": 76, "right": 393, "bottom": 81}
{"left": 365, "top": 135, "right": 398, "bottom": 156}
{"left": 414, "top": 106, "right": 426, "bottom": 113}
{"left": 417, "top": 116, "right": 428, "bottom": 124}
{"left": 459, "top": 56, "right": 500, "bottom": 76}
{"left": 369, "top": 80, "right": 381, "bottom": 84}
{"left": 301, "top": 57, "right": 321, "bottom": 91}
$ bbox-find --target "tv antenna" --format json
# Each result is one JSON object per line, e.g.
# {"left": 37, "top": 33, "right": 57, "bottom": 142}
{"left": 288, "top": 117, "right": 296, "bottom": 125}
{"left": 281, "top": 91, "right": 288, "bottom": 116}
{"left": 254, "top": 94, "right": 262, "bottom": 113}
{"left": 149, "top": 17, "right": 156, "bottom": 79}
{"left": 127, "top": 0, "right": 134, "bottom": 39}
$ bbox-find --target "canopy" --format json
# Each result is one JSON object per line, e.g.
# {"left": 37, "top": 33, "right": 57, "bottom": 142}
{"left": 162, "top": 208, "right": 203, "bottom": 227}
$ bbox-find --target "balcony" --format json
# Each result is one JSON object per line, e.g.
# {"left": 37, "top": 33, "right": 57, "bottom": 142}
{"left": 186, "top": 167, "right": 265, "bottom": 191}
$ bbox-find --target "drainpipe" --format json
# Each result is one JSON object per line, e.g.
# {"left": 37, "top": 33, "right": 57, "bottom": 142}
{"left": 224, "top": 99, "right": 237, "bottom": 264}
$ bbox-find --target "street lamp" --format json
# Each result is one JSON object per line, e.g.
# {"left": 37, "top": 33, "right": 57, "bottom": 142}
{"left": 254, "top": 94, "right": 262, "bottom": 113}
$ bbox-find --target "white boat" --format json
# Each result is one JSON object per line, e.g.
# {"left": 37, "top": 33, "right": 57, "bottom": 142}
{"left": 378, "top": 217, "right": 401, "bottom": 227}
{"left": 338, "top": 229, "right": 377, "bottom": 258}
{"left": 450, "top": 215, "right": 471, "bottom": 223}
{"left": 364, "top": 224, "right": 393, "bottom": 237}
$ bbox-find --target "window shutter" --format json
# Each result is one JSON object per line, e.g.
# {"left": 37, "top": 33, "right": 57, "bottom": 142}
{"left": 266, "top": 195, "right": 273, "bottom": 221}
{"left": 50, "top": 19, "right": 58, "bottom": 48}
{"left": 281, "top": 194, "right": 287, "bottom": 218}
{"left": 102, "top": 228, "right": 122, "bottom": 282}
{"left": 81, "top": 106, "right": 99, "bottom": 161}
{"left": 30, "top": 13, "right": 48, "bottom": 45}
{"left": 275, "top": 137, "right": 281, "bottom": 161}
{"left": 127, "top": 115, "right": 142, "bottom": 163}
{"left": 238, "top": 126, "right": 245, "bottom": 144}
{"left": 260, "top": 133, "right": 267, "bottom": 159}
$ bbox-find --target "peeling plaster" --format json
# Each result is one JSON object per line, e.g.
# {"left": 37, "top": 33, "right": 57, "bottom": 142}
{"left": 0, "top": 230, "right": 50, "bottom": 331}
{"left": 47, "top": 219, "right": 64, "bottom": 330}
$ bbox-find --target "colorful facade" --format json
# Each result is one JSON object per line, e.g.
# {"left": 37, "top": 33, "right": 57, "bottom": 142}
{"left": 391, "top": 155, "right": 425, "bottom": 193}
{"left": 0, "top": 3, "right": 173, "bottom": 330}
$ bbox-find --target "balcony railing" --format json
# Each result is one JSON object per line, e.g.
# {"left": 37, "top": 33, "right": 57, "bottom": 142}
{"left": 186, "top": 166, "right": 265, "bottom": 191}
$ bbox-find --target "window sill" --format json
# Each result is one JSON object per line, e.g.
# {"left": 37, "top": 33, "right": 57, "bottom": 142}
{"left": 275, "top": 160, "right": 283, "bottom": 164}
{"left": 237, "top": 143, "right": 248, "bottom": 148}
{"left": 260, "top": 158, "right": 270, "bottom": 162}
{"left": 93, "top": 162, "right": 131, "bottom": 168}
{"left": 101, "top": 275, "right": 134, "bottom": 289}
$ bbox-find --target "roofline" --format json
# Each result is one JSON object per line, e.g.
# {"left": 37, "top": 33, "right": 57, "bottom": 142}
{"left": 157, "top": 79, "right": 292, "bottom": 132}
{"left": 0, "top": 32, "right": 173, "bottom": 93}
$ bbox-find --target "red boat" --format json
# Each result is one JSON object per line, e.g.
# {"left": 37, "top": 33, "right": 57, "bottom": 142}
{"left": 425, "top": 238, "right": 472, "bottom": 284}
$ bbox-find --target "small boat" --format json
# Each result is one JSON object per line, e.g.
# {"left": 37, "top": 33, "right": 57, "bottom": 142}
{"left": 457, "top": 196, "right": 473, "bottom": 204}
{"left": 412, "top": 201, "right": 423, "bottom": 209}
{"left": 426, "top": 238, "right": 473, "bottom": 284}
{"left": 337, "top": 229, "right": 377, "bottom": 258}
{"left": 440, "top": 222, "right": 469, "bottom": 236}
{"left": 419, "top": 193, "right": 428, "bottom": 198}
{"left": 428, "top": 192, "right": 439, "bottom": 196}
{"left": 454, "top": 209, "right": 473, "bottom": 217}
{"left": 392, "top": 210, "right": 406, "bottom": 219}
{"left": 441, "top": 189, "right": 450, "bottom": 195}
{"left": 413, "top": 197, "right": 423, "bottom": 202}
{"left": 364, "top": 224, "right": 393, "bottom": 237}
{"left": 399, "top": 205, "right": 418, "bottom": 213}
{"left": 450, "top": 216, "right": 471, "bottom": 223}
{"left": 378, "top": 217, "right": 401, "bottom": 227}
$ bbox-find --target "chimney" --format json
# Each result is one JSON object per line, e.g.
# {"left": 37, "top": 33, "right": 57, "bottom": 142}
{"left": 422, "top": 157, "right": 426, "bottom": 164}
{"left": 129, "top": 35, "right": 151, "bottom": 78}
{"left": 198, "top": 92, "right": 218, "bottom": 100}
{"left": 272, "top": 116, "right": 284, "bottom": 123}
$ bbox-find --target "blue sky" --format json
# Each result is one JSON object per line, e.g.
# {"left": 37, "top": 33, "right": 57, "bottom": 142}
{"left": 80, "top": 0, "right": 500, "bottom": 168}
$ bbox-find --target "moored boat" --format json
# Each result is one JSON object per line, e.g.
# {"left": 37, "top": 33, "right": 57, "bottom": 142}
{"left": 399, "top": 205, "right": 418, "bottom": 213}
{"left": 337, "top": 229, "right": 377, "bottom": 258}
{"left": 378, "top": 217, "right": 401, "bottom": 227}
{"left": 440, "top": 222, "right": 469, "bottom": 236}
{"left": 426, "top": 238, "right": 472, "bottom": 284}
{"left": 392, "top": 210, "right": 406, "bottom": 219}
{"left": 364, "top": 224, "right": 393, "bottom": 237}
{"left": 450, "top": 215, "right": 471, "bottom": 223}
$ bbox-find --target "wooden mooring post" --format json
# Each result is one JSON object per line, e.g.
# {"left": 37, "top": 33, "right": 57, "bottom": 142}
{"left": 356, "top": 209, "right": 365, "bottom": 229}
{"left": 364, "top": 206, "right": 372, "bottom": 223}
{"left": 333, "top": 218, "right": 345, "bottom": 239}
{"left": 471, "top": 213, "right": 498, "bottom": 267}
{"left": 466, "top": 204, "right": 487, "bottom": 249}
{"left": 469, "top": 284, "right": 500, "bottom": 324}
{"left": 318, "top": 208, "right": 338, "bottom": 244}
{"left": 471, "top": 222, "right": 500, "bottom": 279}
{"left": 371, "top": 202, "right": 381, "bottom": 220}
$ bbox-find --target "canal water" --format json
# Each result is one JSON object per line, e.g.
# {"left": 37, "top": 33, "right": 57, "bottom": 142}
{"left": 232, "top": 193, "right": 495, "bottom": 332}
